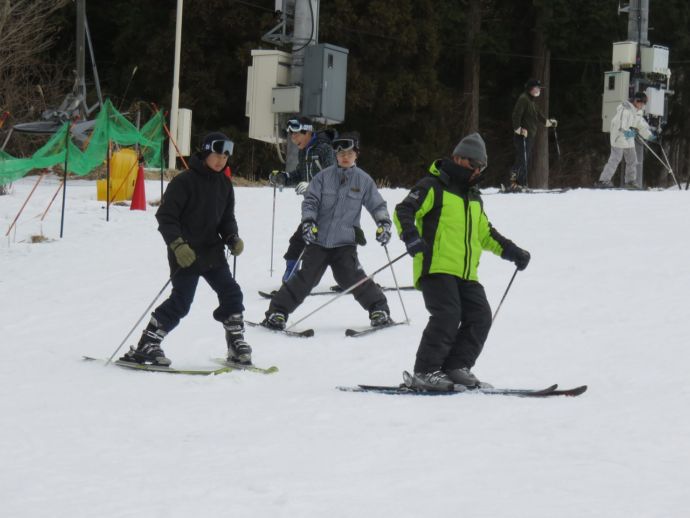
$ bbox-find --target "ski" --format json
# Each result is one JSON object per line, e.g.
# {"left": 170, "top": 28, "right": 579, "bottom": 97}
{"left": 345, "top": 321, "right": 407, "bottom": 337}
{"left": 497, "top": 184, "right": 569, "bottom": 195}
{"left": 211, "top": 358, "right": 279, "bottom": 374}
{"left": 82, "top": 356, "right": 232, "bottom": 375}
{"left": 337, "top": 382, "right": 587, "bottom": 397}
{"left": 245, "top": 320, "right": 315, "bottom": 338}
{"left": 259, "top": 284, "right": 415, "bottom": 300}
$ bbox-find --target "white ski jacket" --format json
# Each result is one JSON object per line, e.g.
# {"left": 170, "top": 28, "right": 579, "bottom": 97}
{"left": 609, "top": 100, "right": 652, "bottom": 149}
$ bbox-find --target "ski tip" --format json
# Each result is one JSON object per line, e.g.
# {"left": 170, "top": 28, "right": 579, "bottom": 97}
{"left": 302, "top": 329, "right": 315, "bottom": 337}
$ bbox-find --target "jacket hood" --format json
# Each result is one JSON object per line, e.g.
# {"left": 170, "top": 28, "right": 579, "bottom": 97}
{"left": 429, "top": 159, "right": 475, "bottom": 188}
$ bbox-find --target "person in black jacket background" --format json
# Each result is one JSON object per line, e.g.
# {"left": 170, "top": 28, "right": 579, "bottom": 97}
{"left": 120, "top": 132, "right": 249, "bottom": 367}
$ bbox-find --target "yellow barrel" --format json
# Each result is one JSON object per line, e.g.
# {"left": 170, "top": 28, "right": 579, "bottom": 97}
{"left": 96, "top": 148, "right": 139, "bottom": 201}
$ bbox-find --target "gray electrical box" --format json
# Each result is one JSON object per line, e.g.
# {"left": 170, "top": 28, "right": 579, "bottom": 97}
{"left": 301, "top": 44, "right": 349, "bottom": 124}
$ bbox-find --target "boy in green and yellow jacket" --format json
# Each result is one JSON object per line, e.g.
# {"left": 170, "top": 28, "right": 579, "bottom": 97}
{"left": 393, "top": 133, "right": 530, "bottom": 391}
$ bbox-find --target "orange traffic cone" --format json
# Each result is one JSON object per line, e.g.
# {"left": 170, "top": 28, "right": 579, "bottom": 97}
{"left": 130, "top": 164, "right": 147, "bottom": 211}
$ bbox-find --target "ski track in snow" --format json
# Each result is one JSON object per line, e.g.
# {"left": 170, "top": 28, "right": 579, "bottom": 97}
{"left": 1, "top": 175, "right": 689, "bottom": 517}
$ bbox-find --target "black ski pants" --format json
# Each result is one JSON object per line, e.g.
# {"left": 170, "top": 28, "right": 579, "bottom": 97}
{"left": 153, "top": 263, "right": 244, "bottom": 332}
{"left": 283, "top": 224, "right": 306, "bottom": 261}
{"left": 511, "top": 134, "right": 534, "bottom": 186}
{"left": 268, "top": 244, "right": 389, "bottom": 317}
{"left": 414, "top": 273, "right": 492, "bottom": 374}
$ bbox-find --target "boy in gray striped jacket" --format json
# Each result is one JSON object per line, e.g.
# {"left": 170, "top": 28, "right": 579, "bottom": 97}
{"left": 262, "top": 132, "right": 392, "bottom": 330}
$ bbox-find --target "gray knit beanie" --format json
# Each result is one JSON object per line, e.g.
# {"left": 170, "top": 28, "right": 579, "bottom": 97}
{"left": 452, "top": 132, "right": 487, "bottom": 166}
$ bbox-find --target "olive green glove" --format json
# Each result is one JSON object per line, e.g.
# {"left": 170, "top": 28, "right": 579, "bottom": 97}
{"left": 169, "top": 237, "right": 196, "bottom": 268}
{"left": 226, "top": 234, "right": 244, "bottom": 256}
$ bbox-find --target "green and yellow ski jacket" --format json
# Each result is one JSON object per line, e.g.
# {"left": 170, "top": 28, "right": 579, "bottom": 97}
{"left": 394, "top": 159, "right": 514, "bottom": 288}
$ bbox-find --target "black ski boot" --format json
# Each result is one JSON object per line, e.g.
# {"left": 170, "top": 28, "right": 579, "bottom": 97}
{"left": 369, "top": 309, "right": 392, "bottom": 327}
{"left": 445, "top": 367, "right": 493, "bottom": 389}
{"left": 405, "top": 370, "right": 455, "bottom": 391}
{"left": 223, "top": 313, "right": 252, "bottom": 364}
{"left": 121, "top": 317, "right": 171, "bottom": 366}
{"left": 262, "top": 311, "right": 287, "bottom": 330}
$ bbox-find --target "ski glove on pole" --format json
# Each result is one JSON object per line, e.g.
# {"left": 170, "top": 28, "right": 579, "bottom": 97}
{"left": 545, "top": 119, "right": 558, "bottom": 128}
{"left": 623, "top": 128, "right": 638, "bottom": 139}
{"left": 169, "top": 237, "right": 196, "bottom": 268}
{"left": 401, "top": 231, "right": 427, "bottom": 257}
{"left": 302, "top": 220, "right": 318, "bottom": 243}
{"left": 226, "top": 234, "right": 244, "bottom": 256}
{"left": 501, "top": 243, "right": 531, "bottom": 271}
{"left": 514, "top": 127, "right": 528, "bottom": 137}
{"left": 375, "top": 220, "right": 392, "bottom": 245}
{"left": 269, "top": 170, "right": 288, "bottom": 187}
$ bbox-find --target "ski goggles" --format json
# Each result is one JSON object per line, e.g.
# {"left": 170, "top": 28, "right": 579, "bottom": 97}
{"left": 205, "top": 139, "right": 234, "bottom": 156}
{"left": 468, "top": 158, "right": 487, "bottom": 173}
{"left": 287, "top": 119, "right": 314, "bottom": 133}
{"left": 332, "top": 138, "right": 358, "bottom": 153}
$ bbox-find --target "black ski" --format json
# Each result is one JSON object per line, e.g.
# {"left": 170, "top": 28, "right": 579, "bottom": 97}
{"left": 337, "top": 382, "right": 587, "bottom": 397}
{"left": 345, "top": 321, "right": 407, "bottom": 337}
{"left": 245, "top": 320, "right": 314, "bottom": 338}
{"left": 497, "top": 184, "right": 569, "bottom": 195}
{"left": 259, "top": 284, "right": 415, "bottom": 299}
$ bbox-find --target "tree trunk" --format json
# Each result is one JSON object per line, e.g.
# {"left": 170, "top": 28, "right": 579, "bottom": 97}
{"left": 462, "top": 0, "right": 481, "bottom": 134}
{"left": 530, "top": 1, "right": 552, "bottom": 189}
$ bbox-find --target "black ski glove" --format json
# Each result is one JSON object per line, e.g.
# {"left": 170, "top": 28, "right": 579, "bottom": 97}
{"left": 302, "top": 220, "right": 318, "bottom": 244}
{"left": 502, "top": 243, "right": 531, "bottom": 271}
{"left": 401, "top": 230, "right": 427, "bottom": 257}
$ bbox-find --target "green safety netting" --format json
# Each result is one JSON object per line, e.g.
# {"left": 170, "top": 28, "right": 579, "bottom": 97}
{"left": 0, "top": 99, "right": 164, "bottom": 186}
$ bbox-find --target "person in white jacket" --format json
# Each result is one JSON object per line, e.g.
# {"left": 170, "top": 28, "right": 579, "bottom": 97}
{"left": 596, "top": 92, "right": 655, "bottom": 189}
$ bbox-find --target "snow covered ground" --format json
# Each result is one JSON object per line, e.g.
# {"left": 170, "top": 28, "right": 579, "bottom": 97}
{"left": 1, "top": 174, "right": 689, "bottom": 517}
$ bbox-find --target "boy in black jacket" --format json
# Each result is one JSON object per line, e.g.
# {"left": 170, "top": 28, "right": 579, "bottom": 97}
{"left": 120, "top": 132, "right": 249, "bottom": 366}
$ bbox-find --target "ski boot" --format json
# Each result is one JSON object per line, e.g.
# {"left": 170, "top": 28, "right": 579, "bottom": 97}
{"left": 369, "top": 309, "right": 391, "bottom": 327}
{"left": 223, "top": 313, "right": 252, "bottom": 365}
{"left": 593, "top": 180, "right": 613, "bottom": 189}
{"left": 121, "top": 317, "right": 171, "bottom": 366}
{"left": 444, "top": 367, "right": 493, "bottom": 388}
{"left": 262, "top": 311, "right": 287, "bottom": 330}
{"left": 405, "top": 370, "right": 455, "bottom": 392}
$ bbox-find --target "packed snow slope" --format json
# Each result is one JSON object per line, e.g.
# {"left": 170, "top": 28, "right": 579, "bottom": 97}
{"left": 1, "top": 175, "right": 689, "bottom": 518}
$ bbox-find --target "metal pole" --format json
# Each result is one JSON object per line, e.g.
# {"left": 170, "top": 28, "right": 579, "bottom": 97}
{"left": 492, "top": 268, "right": 519, "bottom": 323}
{"left": 106, "top": 139, "right": 111, "bottom": 221}
{"left": 636, "top": 136, "right": 680, "bottom": 189}
{"left": 105, "top": 277, "right": 172, "bottom": 366}
{"left": 168, "top": 0, "right": 184, "bottom": 170}
{"left": 233, "top": 255, "right": 237, "bottom": 279}
{"left": 5, "top": 173, "right": 44, "bottom": 237}
{"left": 270, "top": 183, "right": 277, "bottom": 276}
{"left": 383, "top": 244, "right": 410, "bottom": 323}
{"left": 76, "top": 0, "right": 86, "bottom": 109}
{"left": 522, "top": 136, "right": 529, "bottom": 188}
{"left": 59, "top": 124, "right": 69, "bottom": 238}
{"left": 286, "top": 251, "right": 407, "bottom": 331}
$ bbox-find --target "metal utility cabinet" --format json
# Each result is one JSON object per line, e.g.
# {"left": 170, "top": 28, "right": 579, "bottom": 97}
{"left": 301, "top": 44, "right": 349, "bottom": 124}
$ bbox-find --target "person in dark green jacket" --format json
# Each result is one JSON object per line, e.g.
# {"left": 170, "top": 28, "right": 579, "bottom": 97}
{"left": 394, "top": 133, "right": 531, "bottom": 391}
{"left": 509, "top": 79, "right": 557, "bottom": 192}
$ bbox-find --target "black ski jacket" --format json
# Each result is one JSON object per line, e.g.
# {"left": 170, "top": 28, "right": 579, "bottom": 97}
{"left": 156, "top": 154, "right": 238, "bottom": 271}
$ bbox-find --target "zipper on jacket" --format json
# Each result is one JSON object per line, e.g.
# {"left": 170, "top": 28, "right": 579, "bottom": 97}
{"left": 463, "top": 194, "right": 472, "bottom": 278}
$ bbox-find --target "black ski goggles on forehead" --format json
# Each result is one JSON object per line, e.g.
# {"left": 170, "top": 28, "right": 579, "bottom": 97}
{"left": 332, "top": 138, "right": 358, "bottom": 153}
{"left": 206, "top": 139, "right": 234, "bottom": 156}
{"left": 287, "top": 119, "right": 313, "bottom": 133}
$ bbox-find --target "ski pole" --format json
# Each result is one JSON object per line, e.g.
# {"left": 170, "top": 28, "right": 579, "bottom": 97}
{"left": 384, "top": 244, "right": 410, "bottom": 323}
{"left": 492, "top": 268, "right": 519, "bottom": 323}
{"left": 233, "top": 255, "right": 237, "bottom": 279}
{"left": 552, "top": 127, "right": 561, "bottom": 159}
{"left": 286, "top": 251, "right": 408, "bottom": 331}
{"left": 658, "top": 139, "right": 681, "bottom": 191}
{"left": 270, "top": 182, "right": 277, "bottom": 276}
{"left": 636, "top": 136, "right": 680, "bottom": 189}
{"left": 522, "top": 135, "right": 529, "bottom": 188}
{"left": 105, "top": 277, "right": 173, "bottom": 366}
{"left": 285, "top": 246, "right": 307, "bottom": 283}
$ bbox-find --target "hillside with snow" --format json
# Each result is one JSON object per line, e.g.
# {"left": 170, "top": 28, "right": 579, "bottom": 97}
{"left": 1, "top": 175, "right": 689, "bottom": 517}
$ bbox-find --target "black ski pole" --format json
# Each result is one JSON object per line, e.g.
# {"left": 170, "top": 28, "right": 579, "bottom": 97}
{"left": 105, "top": 277, "right": 173, "bottom": 366}
{"left": 233, "top": 255, "right": 237, "bottom": 279}
{"left": 522, "top": 135, "right": 529, "bottom": 188}
{"left": 492, "top": 268, "right": 519, "bottom": 323}
{"left": 286, "top": 252, "right": 408, "bottom": 331}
